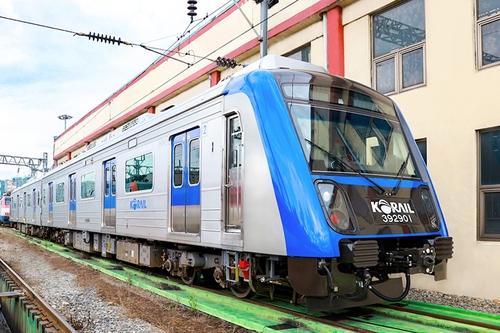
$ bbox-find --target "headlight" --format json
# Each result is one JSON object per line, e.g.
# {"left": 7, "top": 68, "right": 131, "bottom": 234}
{"left": 420, "top": 187, "right": 439, "bottom": 230}
{"left": 317, "top": 182, "right": 354, "bottom": 232}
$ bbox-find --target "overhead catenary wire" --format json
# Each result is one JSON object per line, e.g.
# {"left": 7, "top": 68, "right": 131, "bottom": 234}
{"left": 0, "top": 0, "right": 239, "bottom": 69}
{"left": 0, "top": 14, "right": 82, "bottom": 36}
{"left": 43, "top": 0, "right": 239, "bottom": 146}
{"left": 142, "top": 14, "right": 207, "bottom": 44}
{"left": 0, "top": 14, "right": 195, "bottom": 66}
{"left": 153, "top": 0, "right": 234, "bottom": 60}
{"left": 45, "top": 0, "right": 301, "bottom": 147}
{"left": 104, "top": 0, "right": 301, "bottom": 121}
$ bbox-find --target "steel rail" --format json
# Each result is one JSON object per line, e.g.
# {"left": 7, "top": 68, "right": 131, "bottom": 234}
{"left": 0, "top": 258, "right": 76, "bottom": 333}
{"left": 381, "top": 303, "right": 500, "bottom": 331}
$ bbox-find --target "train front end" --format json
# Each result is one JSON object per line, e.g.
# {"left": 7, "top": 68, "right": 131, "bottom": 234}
{"left": 237, "top": 65, "right": 453, "bottom": 311}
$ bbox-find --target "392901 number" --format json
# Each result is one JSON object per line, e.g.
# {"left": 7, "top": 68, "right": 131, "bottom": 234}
{"left": 381, "top": 214, "right": 413, "bottom": 223}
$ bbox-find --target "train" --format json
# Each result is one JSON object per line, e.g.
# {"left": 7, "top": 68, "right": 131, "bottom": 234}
{"left": 0, "top": 195, "right": 10, "bottom": 222}
{"left": 9, "top": 55, "right": 453, "bottom": 311}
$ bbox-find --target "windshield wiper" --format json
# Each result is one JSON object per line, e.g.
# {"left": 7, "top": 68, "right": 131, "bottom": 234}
{"left": 304, "top": 139, "right": 386, "bottom": 195}
{"left": 390, "top": 152, "right": 411, "bottom": 196}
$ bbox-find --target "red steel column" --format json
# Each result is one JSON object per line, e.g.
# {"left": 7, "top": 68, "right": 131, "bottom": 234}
{"left": 326, "top": 6, "right": 344, "bottom": 77}
{"left": 210, "top": 70, "right": 221, "bottom": 87}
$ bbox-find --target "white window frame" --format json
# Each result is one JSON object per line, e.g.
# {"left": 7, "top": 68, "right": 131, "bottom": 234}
{"left": 476, "top": 1, "right": 500, "bottom": 69}
{"left": 371, "top": 1, "right": 427, "bottom": 94}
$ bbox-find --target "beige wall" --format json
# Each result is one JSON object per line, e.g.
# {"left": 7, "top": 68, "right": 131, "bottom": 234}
{"left": 344, "top": 0, "right": 500, "bottom": 299}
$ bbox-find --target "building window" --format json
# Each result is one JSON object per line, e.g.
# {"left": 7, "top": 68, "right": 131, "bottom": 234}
{"left": 416, "top": 138, "right": 427, "bottom": 164}
{"left": 81, "top": 172, "right": 96, "bottom": 199}
{"left": 56, "top": 183, "right": 65, "bottom": 203}
{"left": 125, "top": 153, "right": 153, "bottom": 192}
{"left": 478, "top": 128, "right": 500, "bottom": 240}
{"left": 372, "top": 0, "right": 426, "bottom": 94}
{"left": 189, "top": 139, "right": 200, "bottom": 185}
{"left": 285, "top": 44, "right": 311, "bottom": 62}
{"left": 477, "top": 0, "right": 500, "bottom": 68}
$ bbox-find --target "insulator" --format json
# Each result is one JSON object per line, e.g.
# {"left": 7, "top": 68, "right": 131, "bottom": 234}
{"left": 215, "top": 57, "right": 238, "bottom": 69}
{"left": 187, "top": 0, "right": 198, "bottom": 20}
{"left": 87, "top": 32, "right": 122, "bottom": 46}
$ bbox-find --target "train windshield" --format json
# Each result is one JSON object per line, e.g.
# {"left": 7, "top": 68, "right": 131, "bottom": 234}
{"left": 283, "top": 83, "right": 417, "bottom": 178}
{"left": 4, "top": 197, "right": 10, "bottom": 205}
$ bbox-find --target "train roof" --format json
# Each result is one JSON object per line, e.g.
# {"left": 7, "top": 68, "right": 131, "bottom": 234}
{"left": 12, "top": 55, "right": 329, "bottom": 193}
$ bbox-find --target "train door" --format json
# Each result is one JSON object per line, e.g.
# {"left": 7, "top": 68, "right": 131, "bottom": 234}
{"left": 48, "top": 182, "right": 54, "bottom": 223}
{"left": 23, "top": 192, "right": 26, "bottom": 222}
{"left": 32, "top": 189, "right": 36, "bottom": 222}
{"left": 171, "top": 128, "right": 201, "bottom": 233}
{"left": 41, "top": 187, "right": 46, "bottom": 225}
{"left": 69, "top": 174, "right": 76, "bottom": 225}
{"left": 103, "top": 159, "right": 116, "bottom": 229}
{"left": 225, "top": 115, "right": 243, "bottom": 231}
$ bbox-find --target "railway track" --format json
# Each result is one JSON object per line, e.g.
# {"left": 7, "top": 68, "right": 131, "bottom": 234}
{"left": 14, "top": 230, "right": 500, "bottom": 333}
{"left": 0, "top": 257, "right": 76, "bottom": 333}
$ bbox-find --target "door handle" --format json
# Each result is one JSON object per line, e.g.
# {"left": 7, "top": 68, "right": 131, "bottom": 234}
{"left": 224, "top": 183, "right": 233, "bottom": 188}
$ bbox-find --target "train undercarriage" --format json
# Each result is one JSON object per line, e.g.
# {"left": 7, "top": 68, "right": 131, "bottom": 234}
{"left": 12, "top": 222, "right": 453, "bottom": 311}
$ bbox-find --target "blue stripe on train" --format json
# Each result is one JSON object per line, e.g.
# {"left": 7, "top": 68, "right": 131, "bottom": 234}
{"left": 225, "top": 71, "right": 446, "bottom": 258}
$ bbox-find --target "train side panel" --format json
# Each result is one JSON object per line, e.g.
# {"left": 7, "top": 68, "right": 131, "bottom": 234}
{"left": 75, "top": 162, "right": 102, "bottom": 233}
{"left": 224, "top": 92, "right": 287, "bottom": 256}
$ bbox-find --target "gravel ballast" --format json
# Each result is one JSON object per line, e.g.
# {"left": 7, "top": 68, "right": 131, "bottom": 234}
{"left": 407, "top": 288, "right": 500, "bottom": 314}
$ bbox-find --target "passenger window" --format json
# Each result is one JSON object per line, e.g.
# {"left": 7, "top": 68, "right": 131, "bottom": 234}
{"left": 173, "top": 144, "right": 183, "bottom": 187}
{"left": 229, "top": 117, "right": 242, "bottom": 168}
{"left": 189, "top": 139, "right": 200, "bottom": 185}
{"left": 81, "top": 172, "right": 96, "bottom": 199}
{"left": 112, "top": 164, "right": 117, "bottom": 195}
{"left": 48, "top": 183, "right": 53, "bottom": 203}
{"left": 56, "top": 182, "right": 65, "bottom": 203}
{"left": 125, "top": 153, "right": 153, "bottom": 192}
{"left": 104, "top": 166, "right": 110, "bottom": 196}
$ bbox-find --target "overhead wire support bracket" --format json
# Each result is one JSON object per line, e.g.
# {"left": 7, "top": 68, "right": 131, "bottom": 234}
{"left": 232, "top": 0, "right": 260, "bottom": 38}
{"left": 0, "top": 153, "right": 49, "bottom": 177}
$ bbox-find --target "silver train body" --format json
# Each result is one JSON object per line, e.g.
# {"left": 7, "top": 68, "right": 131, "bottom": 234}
{"left": 10, "top": 56, "right": 453, "bottom": 310}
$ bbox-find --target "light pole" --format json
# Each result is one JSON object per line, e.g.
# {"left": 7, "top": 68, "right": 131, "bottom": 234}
{"left": 58, "top": 114, "right": 73, "bottom": 131}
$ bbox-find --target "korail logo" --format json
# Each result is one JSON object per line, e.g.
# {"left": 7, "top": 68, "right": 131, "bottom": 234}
{"left": 130, "top": 198, "right": 147, "bottom": 210}
{"left": 371, "top": 199, "right": 415, "bottom": 214}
